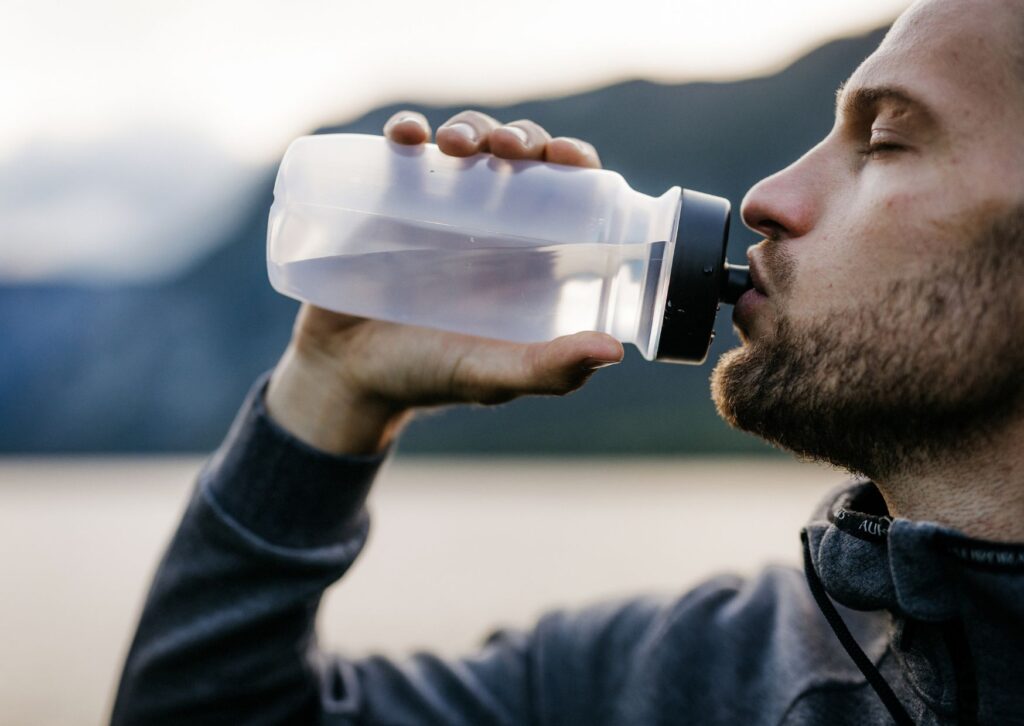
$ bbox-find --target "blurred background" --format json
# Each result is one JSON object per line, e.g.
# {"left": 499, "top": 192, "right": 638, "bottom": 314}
{"left": 1, "top": 0, "right": 910, "bottom": 723}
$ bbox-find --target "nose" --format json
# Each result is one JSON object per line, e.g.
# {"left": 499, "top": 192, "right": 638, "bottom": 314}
{"left": 739, "top": 148, "right": 822, "bottom": 242}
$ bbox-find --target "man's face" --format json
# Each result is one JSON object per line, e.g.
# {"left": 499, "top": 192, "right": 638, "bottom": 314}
{"left": 711, "top": 0, "right": 1024, "bottom": 479}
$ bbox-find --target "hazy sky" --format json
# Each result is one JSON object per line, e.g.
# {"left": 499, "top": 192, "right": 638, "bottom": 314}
{"left": 5, "top": 0, "right": 911, "bottom": 163}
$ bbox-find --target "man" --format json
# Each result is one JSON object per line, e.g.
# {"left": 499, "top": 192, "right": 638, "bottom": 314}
{"left": 111, "top": 0, "right": 1023, "bottom": 723}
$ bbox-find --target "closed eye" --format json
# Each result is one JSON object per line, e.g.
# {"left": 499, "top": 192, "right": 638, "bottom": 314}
{"left": 859, "top": 141, "right": 906, "bottom": 160}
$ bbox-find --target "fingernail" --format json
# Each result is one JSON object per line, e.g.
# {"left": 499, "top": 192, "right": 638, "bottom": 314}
{"left": 583, "top": 357, "right": 619, "bottom": 370}
{"left": 444, "top": 122, "right": 478, "bottom": 143}
{"left": 394, "top": 114, "right": 422, "bottom": 129}
{"left": 504, "top": 126, "right": 530, "bottom": 147}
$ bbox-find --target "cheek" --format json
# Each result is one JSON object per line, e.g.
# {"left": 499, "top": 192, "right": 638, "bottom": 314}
{"left": 864, "top": 189, "right": 940, "bottom": 259}
{"left": 782, "top": 188, "right": 943, "bottom": 318}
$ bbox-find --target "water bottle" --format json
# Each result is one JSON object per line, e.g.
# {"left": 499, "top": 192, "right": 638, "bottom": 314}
{"left": 267, "top": 133, "right": 751, "bottom": 364}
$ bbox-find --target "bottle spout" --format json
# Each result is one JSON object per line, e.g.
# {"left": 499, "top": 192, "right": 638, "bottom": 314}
{"left": 719, "top": 263, "right": 752, "bottom": 305}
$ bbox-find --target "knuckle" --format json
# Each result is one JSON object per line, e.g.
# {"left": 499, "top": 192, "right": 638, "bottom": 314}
{"left": 445, "top": 350, "right": 470, "bottom": 399}
{"left": 546, "top": 137, "right": 601, "bottom": 168}
{"left": 564, "top": 137, "right": 596, "bottom": 156}
{"left": 508, "top": 119, "right": 551, "bottom": 140}
{"left": 575, "top": 137, "right": 596, "bottom": 153}
{"left": 443, "top": 109, "right": 499, "bottom": 130}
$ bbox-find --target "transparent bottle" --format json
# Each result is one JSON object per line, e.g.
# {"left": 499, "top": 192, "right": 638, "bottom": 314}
{"left": 267, "top": 133, "right": 750, "bottom": 364}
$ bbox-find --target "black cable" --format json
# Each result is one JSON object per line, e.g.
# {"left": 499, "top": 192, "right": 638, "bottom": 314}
{"left": 801, "top": 529, "right": 915, "bottom": 726}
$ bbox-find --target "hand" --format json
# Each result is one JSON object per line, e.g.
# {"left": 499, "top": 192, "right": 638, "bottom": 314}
{"left": 266, "top": 110, "right": 622, "bottom": 455}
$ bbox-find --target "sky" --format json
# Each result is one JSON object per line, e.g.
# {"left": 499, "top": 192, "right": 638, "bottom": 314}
{"left": 4, "top": 0, "right": 911, "bottom": 161}
{"left": 1, "top": 0, "right": 912, "bottom": 282}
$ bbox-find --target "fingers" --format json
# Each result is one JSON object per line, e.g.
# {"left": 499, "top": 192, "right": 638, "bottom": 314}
{"left": 383, "top": 111, "right": 432, "bottom": 145}
{"left": 447, "top": 331, "right": 624, "bottom": 405}
{"left": 436, "top": 110, "right": 502, "bottom": 156}
{"left": 435, "top": 112, "right": 554, "bottom": 161}
{"left": 523, "top": 331, "right": 624, "bottom": 392}
{"left": 487, "top": 119, "right": 552, "bottom": 161}
{"left": 545, "top": 137, "right": 602, "bottom": 169}
{"left": 435, "top": 113, "right": 547, "bottom": 159}
{"left": 434, "top": 110, "right": 603, "bottom": 168}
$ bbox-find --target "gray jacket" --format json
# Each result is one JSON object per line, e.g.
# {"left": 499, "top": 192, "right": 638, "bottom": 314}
{"left": 111, "top": 372, "right": 1024, "bottom": 725}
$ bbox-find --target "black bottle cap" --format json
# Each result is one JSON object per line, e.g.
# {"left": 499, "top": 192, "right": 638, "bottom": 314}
{"left": 655, "top": 190, "right": 751, "bottom": 364}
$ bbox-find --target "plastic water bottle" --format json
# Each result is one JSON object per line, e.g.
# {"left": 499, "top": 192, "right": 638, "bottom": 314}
{"left": 267, "top": 133, "right": 751, "bottom": 364}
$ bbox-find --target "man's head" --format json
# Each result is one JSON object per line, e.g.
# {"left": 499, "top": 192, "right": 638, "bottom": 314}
{"left": 711, "top": 0, "right": 1024, "bottom": 482}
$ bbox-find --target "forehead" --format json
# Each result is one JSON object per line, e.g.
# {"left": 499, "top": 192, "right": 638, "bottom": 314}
{"left": 844, "top": 0, "right": 1020, "bottom": 127}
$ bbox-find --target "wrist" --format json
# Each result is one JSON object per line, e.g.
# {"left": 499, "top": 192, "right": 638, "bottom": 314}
{"left": 265, "top": 344, "right": 413, "bottom": 456}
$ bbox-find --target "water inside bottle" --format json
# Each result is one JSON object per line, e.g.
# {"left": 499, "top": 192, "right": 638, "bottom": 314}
{"left": 269, "top": 203, "right": 667, "bottom": 348}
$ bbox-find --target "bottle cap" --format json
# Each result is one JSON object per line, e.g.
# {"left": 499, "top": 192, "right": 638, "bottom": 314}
{"left": 655, "top": 190, "right": 750, "bottom": 364}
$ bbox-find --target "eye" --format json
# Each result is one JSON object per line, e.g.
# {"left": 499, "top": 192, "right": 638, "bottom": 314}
{"left": 859, "top": 128, "right": 906, "bottom": 160}
{"left": 860, "top": 140, "right": 905, "bottom": 159}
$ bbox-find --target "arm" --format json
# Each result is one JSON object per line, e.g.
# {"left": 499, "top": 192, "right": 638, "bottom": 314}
{"left": 112, "top": 371, "right": 538, "bottom": 725}
{"left": 111, "top": 371, "right": 672, "bottom": 726}
{"left": 110, "top": 371, "right": 387, "bottom": 724}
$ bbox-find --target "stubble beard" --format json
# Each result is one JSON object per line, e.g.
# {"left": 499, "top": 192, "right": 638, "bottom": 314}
{"left": 711, "top": 206, "right": 1024, "bottom": 482}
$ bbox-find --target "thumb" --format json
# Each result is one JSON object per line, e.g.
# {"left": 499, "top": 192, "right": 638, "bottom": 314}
{"left": 513, "top": 331, "right": 624, "bottom": 395}
{"left": 443, "top": 331, "right": 624, "bottom": 405}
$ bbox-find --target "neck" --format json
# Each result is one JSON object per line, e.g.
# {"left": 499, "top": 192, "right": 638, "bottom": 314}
{"left": 874, "top": 415, "right": 1024, "bottom": 542}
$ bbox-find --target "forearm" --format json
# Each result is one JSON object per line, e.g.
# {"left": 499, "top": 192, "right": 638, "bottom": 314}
{"left": 111, "top": 371, "right": 390, "bottom": 725}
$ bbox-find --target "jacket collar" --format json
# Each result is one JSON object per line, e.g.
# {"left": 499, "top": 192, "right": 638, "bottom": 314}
{"left": 804, "top": 479, "right": 1024, "bottom": 621}
{"left": 804, "top": 480, "right": 1024, "bottom": 721}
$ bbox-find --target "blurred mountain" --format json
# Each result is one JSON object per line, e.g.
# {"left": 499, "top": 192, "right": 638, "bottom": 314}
{"left": 0, "top": 26, "right": 887, "bottom": 454}
{"left": 0, "top": 128, "right": 257, "bottom": 283}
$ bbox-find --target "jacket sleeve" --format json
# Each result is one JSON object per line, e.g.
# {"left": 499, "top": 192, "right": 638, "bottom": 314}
{"left": 109, "top": 371, "right": 677, "bottom": 726}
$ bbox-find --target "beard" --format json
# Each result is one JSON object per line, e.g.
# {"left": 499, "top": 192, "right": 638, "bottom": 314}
{"left": 711, "top": 205, "right": 1024, "bottom": 482}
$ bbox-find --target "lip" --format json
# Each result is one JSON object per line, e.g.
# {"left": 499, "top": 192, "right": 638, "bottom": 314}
{"left": 732, "top": 247, "right": 772, "bottom": 335}
{"left": 747, "top": 252, "right": 769, "bottom": 297}
{"left": 732, "top": 287, "right": 768, "bottom": 333}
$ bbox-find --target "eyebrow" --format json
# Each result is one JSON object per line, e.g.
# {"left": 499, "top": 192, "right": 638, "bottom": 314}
{"left": 834, "top": 82, "right": 940, "bottom": 126}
